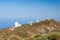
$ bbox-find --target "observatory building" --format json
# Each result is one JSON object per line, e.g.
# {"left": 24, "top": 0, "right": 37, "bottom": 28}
{"left": 15, "top": 22, "right": 21, "bottom": 27}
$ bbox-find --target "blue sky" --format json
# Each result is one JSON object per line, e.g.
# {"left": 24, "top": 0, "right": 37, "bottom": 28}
{"left": 0, "top": 0, "right": 60, "bottom": 29}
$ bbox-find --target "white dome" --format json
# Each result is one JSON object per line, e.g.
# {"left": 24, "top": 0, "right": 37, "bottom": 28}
{"left": 46, "top": 18, "right": 50, "bottom": 20}
{"left": 36, "top": 20, "right": 39, "bottom": 22}
{"left": 14, "top": 22, "right": 21, "bottom": 27}
{"left": 15, "top": 22, "right": 19, "bottom": 26}
{"left": 42, "top": 19, "right": 45, "bottom": 21}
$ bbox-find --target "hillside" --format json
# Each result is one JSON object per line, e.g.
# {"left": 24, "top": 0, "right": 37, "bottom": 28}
{"left": 0, "top": 19, "right": 60, "bottom": 40}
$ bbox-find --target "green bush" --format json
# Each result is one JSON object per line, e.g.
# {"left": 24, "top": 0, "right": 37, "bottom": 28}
{"left": 34, "top": 35, "right": 42, "bottom": 38}
{"left": 28, "top": 37, "right": 49, "bottom": 40}
{"left": 24, "top": 34, "right": 49, "bottom": 40}
{"left": 47, "top": 32, "right": 60, "bottom": 40}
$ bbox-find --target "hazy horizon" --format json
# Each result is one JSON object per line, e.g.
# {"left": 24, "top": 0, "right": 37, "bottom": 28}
{"left": 0, "top": 0, "right": 60, "bottom": 29}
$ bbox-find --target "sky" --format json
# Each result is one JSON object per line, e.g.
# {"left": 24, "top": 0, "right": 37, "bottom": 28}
{"left": 0, "top": 0, "right": 60, "bottom": 29}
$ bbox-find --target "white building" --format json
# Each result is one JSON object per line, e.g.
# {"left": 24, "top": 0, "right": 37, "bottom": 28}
{"left": 36, "top": 20, "right": 40, "bottom": 22}
{"left": 28, "top": 21, "right": 33, "bottom": 25}
{"left": 46, "top": 18, "right": 50, "bottom": 20}
{"left": 9, "top": 22, "right": 21, "bottom": 31}
{"left": 15, "top": 22, "right": 21, "bottom": 27}
{"left": 41, "top": 19, "right": 45, "bottom": 21}
{"left": 9, "top": 27, "right": 15, "bottom": 31}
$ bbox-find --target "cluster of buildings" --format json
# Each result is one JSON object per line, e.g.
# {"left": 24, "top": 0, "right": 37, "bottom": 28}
{"left": 9, "top": 22, "right": 22, "bottom": 31}
{"left": 9, "top": 18, "right": 50, "bottom": 31}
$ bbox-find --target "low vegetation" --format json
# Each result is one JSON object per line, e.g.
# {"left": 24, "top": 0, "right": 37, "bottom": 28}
{"left": 0, "top": 19, "right": 60, "bottom": 40}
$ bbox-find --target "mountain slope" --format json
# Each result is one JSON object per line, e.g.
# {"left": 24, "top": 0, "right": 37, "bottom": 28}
{"left": 0, "top": 19, "right": 60, "bottom": 40}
